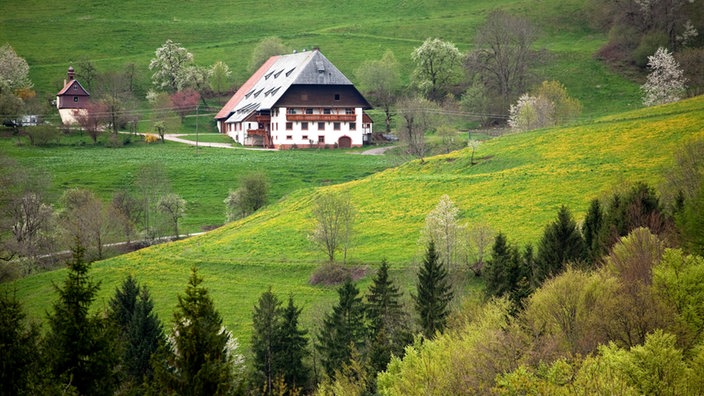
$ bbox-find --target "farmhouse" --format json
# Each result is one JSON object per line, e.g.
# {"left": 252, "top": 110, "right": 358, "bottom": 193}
{"left": 215, "top": 49, "right": 373, "bottom": 149}
{"left": 56, "top": 66, "right": 90, "bottom": 125}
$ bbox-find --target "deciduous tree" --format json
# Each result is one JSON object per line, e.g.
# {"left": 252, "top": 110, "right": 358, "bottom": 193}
{"left": 641, "top": 47, "right": 687, "bottom": 106}
{"left": 249, "top": 37, "right": 288, "bottom": 72}
{"left": 0, "top": 44, "right": 32, "bottom": 91}
{"left": 396, "top": 96, "right": 439, "bottom": 161}
{"left": 149, "top": 39, "right": 194, "bottom": 93}
{"left": 355, "top": 50, "right": 401, "bottom": 133}
{"left": 225, "top": 171, "right": 268, "bottom": 221}
{"left": 466, "top": 10, "right": 542, "bottom": 121}
{"left": 157, "top": 193, "right": 186, "bottom": 238}
{"left": 411, "top": 38, "right": 462, "bottom": 102}
{"left": 423, "top": 194, "right": 463, "bottom": 272}
{"left": 310, "top": 191, "right": 355, "bottom": 263}
{"left": 210, "top": 61, "right": 232, "bottom": 100}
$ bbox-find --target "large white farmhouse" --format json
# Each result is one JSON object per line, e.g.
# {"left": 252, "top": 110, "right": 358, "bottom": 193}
{"left": 215, "top": 49, "right": 373, "bottom": 149}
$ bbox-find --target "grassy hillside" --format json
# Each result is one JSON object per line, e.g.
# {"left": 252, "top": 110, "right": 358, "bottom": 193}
{"left": 11, "top": 96, "right": 704, "bottom": 348}
{"left": 0, "top": 135, "right": 392, "bottom": 232}
{"left": 1, "top": 0, "right": 638, "bottom": 118}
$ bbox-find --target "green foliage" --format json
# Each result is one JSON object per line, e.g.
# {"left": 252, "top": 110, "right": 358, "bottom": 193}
{"left": 366, "top": 259, "right": 411, "bottom": 374}
{"left": 483, "top": 233, "right": 532, "bottom": 310}
{"left": 653, "top": 249, "right": 704, "bottom": 349}
{"left": 275, "top": 295, "right": 309, "bottom": 393}
{"left": 43, "top": 243, "right": 118, "bottom": 395}
{"left": 317, "top": 279, "right": 366, "bottom": 378}
{"left": 414, "top": 240, "right": 453, "bottom": 339}
{"left": 225, "top": 172, "right": 268, "bottom": 222}
{"left": 151, "top": 266, "right": 239, "bottom": 395}
{"left": 411, "top": 37, "right": 462, "bottom": 101}
{"left": 108, "top": 275, "right": 165, "bottom": 390}
{"left": 583, "top": 198, "right": 603, "bottom": 261}
{"left": 534, "top": 206, "right": 587, "bottom": 286}
{"left": 0, "top": 290, "right": 40, "bottom": 396}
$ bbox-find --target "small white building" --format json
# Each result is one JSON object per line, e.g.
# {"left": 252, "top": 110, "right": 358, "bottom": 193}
{"left": 56, "top": 66, "right": 90, "bottom": 125}
{"left": 215, "top": 49, "right": 373, "bottom": 149}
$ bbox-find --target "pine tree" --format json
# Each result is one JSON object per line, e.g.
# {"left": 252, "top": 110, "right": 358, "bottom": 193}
{"left": 583, "top": 198, "right": 604, "bottom": 262}
{"left": 414, "top": 240, "right": 453, "bottom": 339}
{"left": 0, "top": 290, "right": 40, "bottom": 396}
{"left": 274, "top": 295, "right": 309, "bottom": 393}
{"left": 109, "top": 275, "right": 165, "bottom": 389}
{"left": 484, "top": 234, "right": 532, "bottom": 311}
{"left": 534, "top": 206, "right": 587, "bottom": 285}
{"left": 366, "top": 259, "right": 410, "bottom": 373}
{"left": 152, "top": 266, "right": 236, "bottom": 395}
{"left": 318, "top": 279, "right": 366, "bottom": 378}
{"left": 43, "top": 243, "right": 117, "bottom": 395}
{"left": 252, "top": 288, "right": 283, "bottom": 395}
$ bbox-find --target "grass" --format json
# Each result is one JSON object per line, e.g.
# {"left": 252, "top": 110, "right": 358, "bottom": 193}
{"left": 1, "top": 0, "right": 639, "bottom": 119}
{"left": 9, "top": 95, "right": 704, "bottom": 350}
{"left": 0, "top": 134, "right": 393, "bottom": 232}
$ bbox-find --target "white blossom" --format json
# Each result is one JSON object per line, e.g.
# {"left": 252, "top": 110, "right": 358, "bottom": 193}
{"left": 641, "top": 47, "right": 687, "bottom": 107}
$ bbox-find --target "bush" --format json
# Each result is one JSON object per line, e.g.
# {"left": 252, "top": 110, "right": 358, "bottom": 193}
{"left": 23, "top": 125, "right": 60, "bottom": 146}
{"left": 309, "top": 263, "right": 367, "bottom": 286}
{"left": 144, "top": 134, "right": 160, "bottom": 143}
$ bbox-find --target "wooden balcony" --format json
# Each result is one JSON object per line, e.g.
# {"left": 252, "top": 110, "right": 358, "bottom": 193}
{"left": 286, "top": 114, "right": 356, "bottom": 122}
{"left": 255, "top": 115, "right": 270, "bottom": 123}
{"left": 247, "top": 129, "right": 268, "bottom": 136}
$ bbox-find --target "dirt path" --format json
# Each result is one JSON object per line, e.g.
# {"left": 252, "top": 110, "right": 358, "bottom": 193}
{"left": 360, "top": 146, "right": 395, "bottom": 155}
{"left": 162, "top": 134, "right": 235, "bottom": 148}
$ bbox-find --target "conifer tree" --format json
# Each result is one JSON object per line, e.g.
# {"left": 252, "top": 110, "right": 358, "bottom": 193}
{"left": 151, "top": 266, "right": 236, "bottom": 395}
{"left": 44, "top": 242, "right": 117, "bottom": 395}
{"left": 252, "top": 288, "right": 283, "bottom": 395}
{"left": 318, "top": 279, "right": 366, "bottom": 378}
{"left": 583, "top": 198, "right": 604, "bottom": 262}
{"left": 414, "top": 240, "right": 453, "bottom": 339}
{"left": 366, "top": 259, "right": 411, "bottom": 373}
{"left": 534, "top": 206, "right": 587, "bottom": 286}
{"left": 274, "top": 295, "right": 309, "bottom": 393}
{"left": 484, "top": 234, "right": 532, "bottom": 310}
{"left": 109, "top": 275, "right": 165, "bottom": 389}
{"left": 0, "top": 290, "right": 40, "bottom": 396}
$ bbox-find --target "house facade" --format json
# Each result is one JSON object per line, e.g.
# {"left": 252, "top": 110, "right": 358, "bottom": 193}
{"left": 215, "top": 49, "right": 372, "bottom": 149}
{"left": 56, "top": 66, "right": 90, "bottom": 125}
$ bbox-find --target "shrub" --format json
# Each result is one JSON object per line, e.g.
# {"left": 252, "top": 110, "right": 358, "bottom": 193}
{"left": 144, "top": 134, "right": 160, "bottom": 143}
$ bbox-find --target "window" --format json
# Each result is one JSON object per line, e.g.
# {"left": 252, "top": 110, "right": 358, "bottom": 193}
{"left": 318, "top": 122, "right": 325, "bottom": 130}
{"left": 318, "top": 135, "right": 325, "bottom": 143}
{"left": 305, "top": 108, "right": 313, "bottom": 114}
{"left": 334, "top": 94, "right": 340, "bottom": 101}
{"left": 350, "top": 122, "right": 356, "bottom": 130}
{"left": 73, "top": 96, "right": 79, "bottom": 102}
{"left": 345, "top": 108, "right": 354, "bottom": 114}
{"left": 301, "top": 122, "right": 308, "bottom": 130}
{"left": 333, "top": 122, "right": 340, "bottom": 130}
{"left": 286, "top": 135, "right": 292, "bottom": 140}
{"left": 287, "top": 108, "right": 297, "bottom": 114}
{"left": 73, "top": 85, "right": 78, "bottom": 90}
{"left": 286, "top": 122, "right": 293, "bottom": 130}
{"left": 323, "top": 108, "right": 331, "bottom": 115}
{"left": 302, "top": 135, "right": 308, "bottom": 140}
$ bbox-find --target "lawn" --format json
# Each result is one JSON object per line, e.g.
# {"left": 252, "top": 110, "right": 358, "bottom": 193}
{"left": 0, "top": 134, "right": 393, "bottom": 232}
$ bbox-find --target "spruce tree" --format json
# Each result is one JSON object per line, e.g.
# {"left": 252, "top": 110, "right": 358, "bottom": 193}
{"left": 534, "top": 206, "right": 587, "bottom": 286}
{"left": 109, "top": 275, "right": 165, "bottom": 389}
{"left": 583, "top": 198, "right": 604, "bottom": 262}
{"left": 0, "top": 290, "right": 40, "bottom": 396}
{"left": 274, "top": 295, "right": 309, "bottom": 392}
{"left": 44, "top": 243, "right": 117, "bottom": 395}
{"left": 251, "top": 288, "right": 283, "bottom": 395}
{"left": 152, "top": 266, "right": 235, "bottom": 395}
{"left": 318, "top": 279, "right": 366, "bottom": 378}
{"left": 414, "top": 240, "right": 453, "bottom": 339}
{"left": 366, "top": 259, "right": 410, "bottom": 373}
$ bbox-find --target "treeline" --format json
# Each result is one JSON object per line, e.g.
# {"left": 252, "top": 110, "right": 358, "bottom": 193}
{"left": 0, "top": 159, "right": 185, "bottom": 280}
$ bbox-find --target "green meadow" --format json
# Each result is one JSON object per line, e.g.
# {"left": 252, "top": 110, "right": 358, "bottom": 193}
{"left": 1, "top": 0, "right": 638, "bottom": 119}
{"left": 10, "top": 96, "right": 704, "bottom": 348}
{"left": 0, "top": 136, "right": 393, "bottom": 232}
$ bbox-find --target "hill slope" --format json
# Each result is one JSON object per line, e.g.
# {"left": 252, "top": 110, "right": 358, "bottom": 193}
{"left": 0, "top": 0, "right": 637, "bottom": 118}
{"left": 11, "top": 96, "right": 704, "bottom": 347}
